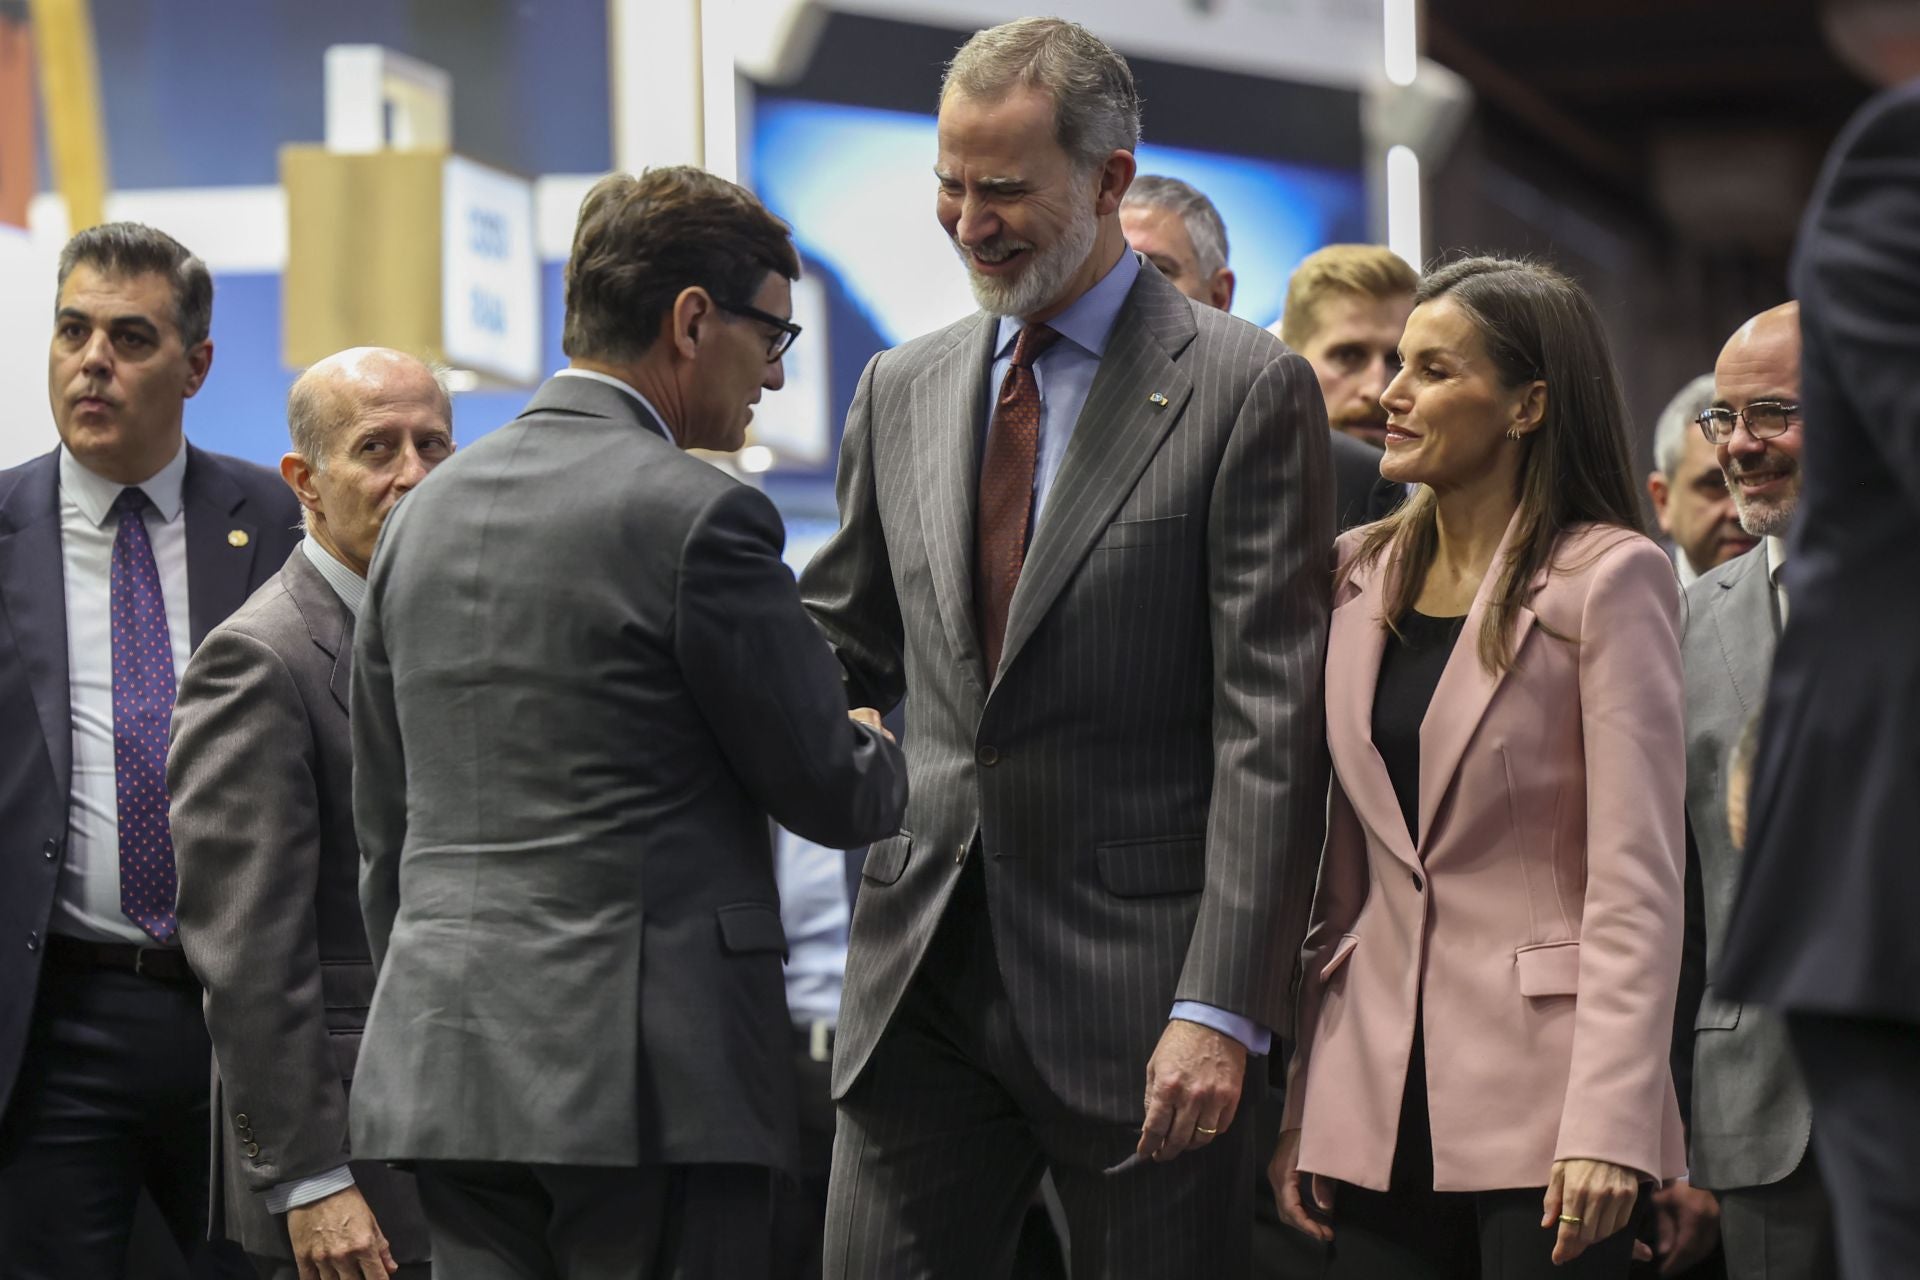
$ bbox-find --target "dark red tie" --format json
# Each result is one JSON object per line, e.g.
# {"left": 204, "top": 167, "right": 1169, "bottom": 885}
{"left": 976, "top": 324, "right": 1060, "bottom": 676}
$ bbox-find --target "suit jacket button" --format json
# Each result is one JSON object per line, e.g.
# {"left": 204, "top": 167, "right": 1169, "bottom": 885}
{"left": 976, "top": 745, "right": 999, "bottom": 767}
{"left": 42, "top": 837, "right": 59, "bottom": 860}
{"left": 25, "top": 932, "right": 38, "bottom": 952}
{"left": 244, "top": 1142, "right": 260, "bottom": 1158}
{"left": 234, "top": 1114, "right": 250, "bottom": 1128}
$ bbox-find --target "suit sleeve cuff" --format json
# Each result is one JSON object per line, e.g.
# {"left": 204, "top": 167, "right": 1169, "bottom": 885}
{"left": 1170, "top": 1001, "right": 1271, "bottom": 1056}
{"left": 264, "top": 1165, "right": 356, "bottom": 1215}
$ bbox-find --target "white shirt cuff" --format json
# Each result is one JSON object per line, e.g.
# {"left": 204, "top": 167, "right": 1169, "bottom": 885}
{"left": 1169, "top": 1001, "right": 1272, "bottom": 1056}
{"left": 264, "top": 1165, "right": 356, "bottom": 1214}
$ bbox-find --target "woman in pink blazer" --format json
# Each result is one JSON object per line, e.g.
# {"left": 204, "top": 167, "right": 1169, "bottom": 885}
{"left": 1269, "top": 257, "right": 1686, "bottom": 1277}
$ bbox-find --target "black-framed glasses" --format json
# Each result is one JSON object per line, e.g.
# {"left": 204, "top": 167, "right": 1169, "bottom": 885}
{"left": 1696, "top": 402, "right": 1799, "bottom": 445}
{"left": 715, "top": 299, "right": 802, "bottom": 362}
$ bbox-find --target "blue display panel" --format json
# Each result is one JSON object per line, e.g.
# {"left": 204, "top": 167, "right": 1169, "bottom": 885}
{"left": 750, "top": 96, "right": 1366, "bottom": 486}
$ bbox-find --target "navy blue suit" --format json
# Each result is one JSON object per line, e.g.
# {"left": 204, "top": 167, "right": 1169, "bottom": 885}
{"left": 1719, "top": 79, "right": 1920, "bottom": 1280}
{"left": 0, "top": 443, "right": 300, "bottom": 1277}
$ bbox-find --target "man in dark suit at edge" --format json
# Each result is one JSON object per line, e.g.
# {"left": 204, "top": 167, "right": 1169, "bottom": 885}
{"left": 0, "top": 222, "right": 299, "bottom": 1278}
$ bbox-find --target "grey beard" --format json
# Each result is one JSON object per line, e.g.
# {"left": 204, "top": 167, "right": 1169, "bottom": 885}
{"left": 1736, "top": 492, "right": 1799, "bottom": 538}
{"left": 958, "top": 208, "right": 1099, "bottom": 318}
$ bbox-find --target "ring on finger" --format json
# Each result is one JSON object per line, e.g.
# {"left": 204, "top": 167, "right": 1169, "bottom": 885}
{"left": 1194, "top": 1124, "right": 1218, "bottom": 1136}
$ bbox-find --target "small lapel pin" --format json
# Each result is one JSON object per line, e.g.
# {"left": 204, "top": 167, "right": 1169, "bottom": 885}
{"left": 1148, "top": 392, "right": 1169, "bottom": 407}
{"left": 227, "top": 529, "right": 250, "bottom": 548}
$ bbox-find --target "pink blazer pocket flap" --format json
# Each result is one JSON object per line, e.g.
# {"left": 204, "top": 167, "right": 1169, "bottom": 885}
{"left": 1514, "top": 941, "right": 1581, "bottom": 997}
{"left": 1320, "top": 933, "right": 1360, "bottom": 982}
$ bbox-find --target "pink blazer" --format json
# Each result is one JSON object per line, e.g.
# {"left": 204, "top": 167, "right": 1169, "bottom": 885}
{"left": 1283, "top": 515, "right": 1688, "bottom": 1192}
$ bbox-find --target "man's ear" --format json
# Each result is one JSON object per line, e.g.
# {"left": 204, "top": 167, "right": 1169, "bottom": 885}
{"left": 1210, "top": 268, "right": 1237, "bottom": 314}
{"left": 670, "top": 286, "right": 716, "bottom": 360}
{"left": 183, "top": 340, "right": 214, "bottom": 399}
{"left": 1093, "top": 150, "right": 1139, "bottom": 217}
{"left": 1647, "top": 471, "right": 1674, "bottom": 532}
{"left": 279, "top": 451, "right": 323, "bottom": 518}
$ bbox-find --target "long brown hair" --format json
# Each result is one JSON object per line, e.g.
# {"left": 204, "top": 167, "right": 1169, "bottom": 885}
{"left": 1342, "top": 256, "right": 1647, "bottom": 675}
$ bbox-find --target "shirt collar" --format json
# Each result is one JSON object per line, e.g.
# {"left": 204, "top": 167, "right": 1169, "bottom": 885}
{"left": 1765, "top": 535, "right": 1787, "bottom": 587}
{"left": 58, "top": 438, "right": 188, "bottom": 527}
{"left": 301, "top": 536, "right": 366, "bottom": 619}
{"left": 994, "top": 246, "right": 1141, "bottom": 362}
{"left": 553, "top": 368, "right": 676, "bottom": 444}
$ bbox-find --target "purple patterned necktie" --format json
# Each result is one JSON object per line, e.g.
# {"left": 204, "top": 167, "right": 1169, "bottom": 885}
{"left": 109, "top": 487, "right": 178, "bottom": 943}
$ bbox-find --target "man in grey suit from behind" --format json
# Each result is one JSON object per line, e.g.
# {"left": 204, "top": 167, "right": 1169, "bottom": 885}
{"left": 1679, "top": 301, "right": 1833, "bottom": 1278}
{"left": 349, "top": 166, "right": 909, "bottom": 1280}
{"left": 801, "top": 20, "right": 1331, "bottom": 1278}
{"left": 171, "top": 348, "right": 454, "bottom": 1280}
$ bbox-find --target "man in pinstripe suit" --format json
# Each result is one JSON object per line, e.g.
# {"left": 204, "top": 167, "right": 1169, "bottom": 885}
{"left": 801, "top": 19, "right": 1333, "bottom": 1277}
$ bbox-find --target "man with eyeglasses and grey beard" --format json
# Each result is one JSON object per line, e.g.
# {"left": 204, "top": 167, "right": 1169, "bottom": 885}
{"left": 1672, "top": 300, "right": 1835, "bottom": 1280}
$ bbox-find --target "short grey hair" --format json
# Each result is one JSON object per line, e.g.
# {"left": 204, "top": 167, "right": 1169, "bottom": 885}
{"left": 1653, "top": 373, "right": 1716, "bottom": 477}
{"left": 1124, "top": 175, "right": 1228, "bottom": 277}
{"left": 943, "top": 17, "right": 1141, "bottom": 172}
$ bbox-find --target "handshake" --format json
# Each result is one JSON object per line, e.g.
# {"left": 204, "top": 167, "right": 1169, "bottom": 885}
{"left": 848, "top": 707, "right": 896, "bottom": 743}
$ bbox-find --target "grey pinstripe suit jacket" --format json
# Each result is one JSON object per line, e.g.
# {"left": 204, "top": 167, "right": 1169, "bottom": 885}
{"left": 801, "top": 260, "right": 1334, "bottom": 1124}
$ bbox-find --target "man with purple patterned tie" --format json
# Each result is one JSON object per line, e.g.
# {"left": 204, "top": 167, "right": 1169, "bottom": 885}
{"left": 0, "top": 223, "right": 300, "bottom": 1278}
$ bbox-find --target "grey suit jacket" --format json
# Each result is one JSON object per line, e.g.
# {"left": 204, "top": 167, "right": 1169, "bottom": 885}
{"left": 349, "top": 375, "right": 908, "bottom": 1170}
{"left": 800, "top": 261, "right": 1333, "bottom": 1123}
{"left": 170, "top": 549, "right": 428, "bottom": 1261}
{"left": 1680, "top": 545, "right": 1811, "bottom": 1189}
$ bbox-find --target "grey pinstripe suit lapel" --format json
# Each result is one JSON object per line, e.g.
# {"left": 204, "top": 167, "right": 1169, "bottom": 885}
{"left": 995, "top": 272, "right": 1198, "bottom": 686}
{"left": 913, "top": 314, "right": 1000, "bottom": 699}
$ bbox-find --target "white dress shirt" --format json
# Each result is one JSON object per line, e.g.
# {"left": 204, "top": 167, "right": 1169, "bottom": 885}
{"left": 53, "top": 442, "right": 193, "bottom": 947}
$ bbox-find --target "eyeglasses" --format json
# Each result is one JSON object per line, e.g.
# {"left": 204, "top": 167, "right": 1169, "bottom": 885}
{"left": 1696, "top": 402, "right": 1799, "bottom": 445}
{"left": 715, "top": 298, "right": 802, "bottom": 362}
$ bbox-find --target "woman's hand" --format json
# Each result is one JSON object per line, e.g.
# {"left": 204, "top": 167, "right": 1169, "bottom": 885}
{"left": 1543, "top": 1158, "right": 1640, "bottom": 1265}
{"left": 1267, "top": 1128, "right": 1334, "bottom": 1243}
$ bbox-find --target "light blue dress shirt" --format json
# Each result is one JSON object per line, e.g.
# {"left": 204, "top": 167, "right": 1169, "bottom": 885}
{"left": 776, "top": 828, "right": 851, "bottom": 1028}
{"left": 988, "top": 248, "right": 1271, "bottom": 1058}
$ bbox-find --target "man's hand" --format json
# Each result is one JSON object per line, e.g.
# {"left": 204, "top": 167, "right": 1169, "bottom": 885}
{"left": 1136, "top": 1020, "right": 1245, "bottom": 1161}
{"left": 848, "top": 707, "right": 894, "bottom": 742}
{"left": 286, "top": 1185, "right": 396, "bottom": 1280}
{"left": 1650, "top": 1179, "right": 1720, "bottom": 1275}
{"left": 1543, "top": 1158, "right": 1641, "bottom": 1266}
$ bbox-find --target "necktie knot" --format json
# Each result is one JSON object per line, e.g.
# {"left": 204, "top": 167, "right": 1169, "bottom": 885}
{"left": 1010, "top": 324, "right": 1060, "bottom": 370}
{"left": 112, "top": 486, "right": 154, "bottom": 520}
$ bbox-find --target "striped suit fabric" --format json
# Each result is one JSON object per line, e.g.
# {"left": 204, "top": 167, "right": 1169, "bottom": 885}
{"left": 801, "top": 259, "right": 1333, "bottom": 1276}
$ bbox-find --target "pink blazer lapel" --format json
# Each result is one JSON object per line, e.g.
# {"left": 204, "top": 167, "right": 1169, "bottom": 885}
{"left": 1415, "top": 509, "right": 1538, "bottom": 848}
{"left": 1327, "top": 553, "right": 1417, "bottom": 870}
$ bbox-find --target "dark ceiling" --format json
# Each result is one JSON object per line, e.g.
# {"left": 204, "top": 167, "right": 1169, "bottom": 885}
{"left": 1426, "top": 0, "right": 1874, "bottom": 231}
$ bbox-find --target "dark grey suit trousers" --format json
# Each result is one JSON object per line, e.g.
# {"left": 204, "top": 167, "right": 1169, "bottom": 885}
{"left": 825, "top": 855, "right": 1254, "bottom": 1279}
{"left": 411, "top": 1161, "right": 769, "bottom": 1280}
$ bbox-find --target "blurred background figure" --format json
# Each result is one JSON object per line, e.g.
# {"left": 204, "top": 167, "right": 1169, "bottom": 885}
{"left": 1676, "top": 303, "right": 1830, "bottom": 1280}
{"left": 1718, "top": 76, "right": 1920, "bottom": 1280}
{"left": 1119, "top": 174, "right": 1235, "bottom": 311}
{"left": 1276, "top": 245, "right": 1415, "bottom": 530}
{"left": 0, "top": 222, "right": 298, "bottom": 1280}
{"left": 171, "top": 348, "right": 453, "bottom": 1280}
{"left": 1646, "top": 374, "right": 1756, "bottom": 585}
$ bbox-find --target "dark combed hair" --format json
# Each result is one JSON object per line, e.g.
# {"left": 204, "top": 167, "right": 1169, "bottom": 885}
{"left": 57, "top": 222, "right": 213, "bottom": 348}
{"left": 562, "top": 166, "right": 800, "bottom": 362}
{"left": 1343, "top": 255, "right": 1647, "bottom": 675}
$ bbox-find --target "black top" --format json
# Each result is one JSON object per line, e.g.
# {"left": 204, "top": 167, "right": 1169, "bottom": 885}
{"left": 1370, "top": 610, "right": 1469, "bottom": 844}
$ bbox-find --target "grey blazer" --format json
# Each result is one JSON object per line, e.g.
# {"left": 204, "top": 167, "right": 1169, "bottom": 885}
{"left": 1680, "top": 545, "right": 1812, "bottom": 1189}
{"left": 170, "top": 549, "right": 428, "bottom": 1262}
{"left": 349, "top": 375, "right": 908, "bottom": 1170}
{"left": 800, "top": 261, "right": 1333, "bottom": 1123}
